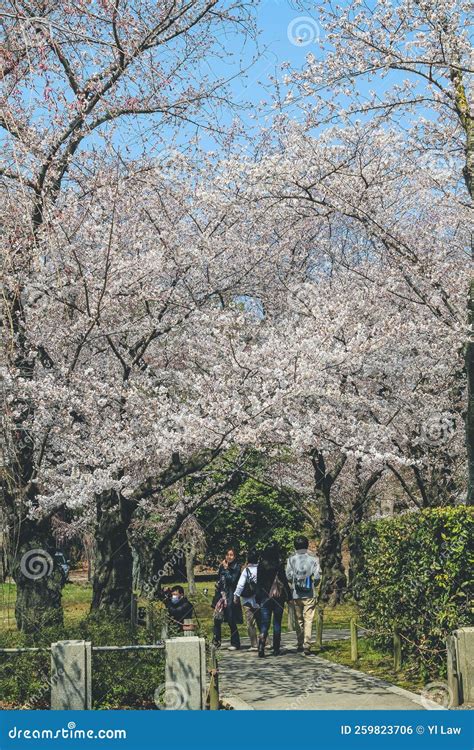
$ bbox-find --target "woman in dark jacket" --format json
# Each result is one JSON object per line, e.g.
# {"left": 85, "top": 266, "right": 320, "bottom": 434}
{"left": 256, "top": 542, "right": 290, "bottom": 657}
{"left": 212, "top": 547, "right": 243, "bottom": 650}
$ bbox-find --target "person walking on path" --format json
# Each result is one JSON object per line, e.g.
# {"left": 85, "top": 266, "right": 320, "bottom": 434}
{"left": 286, "top": 535, "right": 321, "bottom": 656}
{"left": 256, "top": 542, "right": 291, "bottom": 658}
{"left": 234, "top": 549, "right": 260, "bottom": 651}
{"left": 212, "top": 547, "right": 243, "bottom": 650}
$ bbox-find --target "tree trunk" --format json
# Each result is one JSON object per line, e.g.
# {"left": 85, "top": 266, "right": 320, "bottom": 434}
{"left": 185, "top": 544, "right": 196, "bottom": 595}
{"left": 4, "top": 286, "right": 65, "bottom": 632}
{"left": 318, "top": 487, "right": 346, "bottom": 605}
{"left": 91, "top": 490, "right": 136, "bottom": 618}
{"left": 347, "top": 469, "right": 383, "bottom": 596}
{"left": 11, "top": 517, "right": 64, "bottom": 633}
{"left": 347, "top": 495, "right": 365, "bottom": 598}
{"left": 311, "top": 449, "right": 347, "bottom": 605}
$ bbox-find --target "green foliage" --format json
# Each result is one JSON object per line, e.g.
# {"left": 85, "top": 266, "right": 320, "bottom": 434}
{"left": 355, "top": 506, "right": 473, "bottom": 678}
{"left": 0, "top": 613, "right": 165, "bottom": 709}
{"left": 0, "top": 649, "right": 50, "bottom": 708}
{"left": 197, "top": 476, "right": 307, "bottom": 562}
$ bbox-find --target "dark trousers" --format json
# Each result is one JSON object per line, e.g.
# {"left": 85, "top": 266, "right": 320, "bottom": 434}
{"left": 259, "top": 598, "right": 284, "bottom": 641}
{"left": 213, "top": 616, "right": 241, "bottom": 648}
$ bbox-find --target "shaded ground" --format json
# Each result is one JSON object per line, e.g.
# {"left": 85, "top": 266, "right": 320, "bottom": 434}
{"left": 218, "top": 632, "right": 426, "bottom": 710}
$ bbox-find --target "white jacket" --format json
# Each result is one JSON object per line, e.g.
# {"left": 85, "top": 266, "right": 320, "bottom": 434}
{"left": 234, "top": 564, "right": 258, "bottom": 607}
{"left": 286, "top": 549, "right": 321, "bottom": 600}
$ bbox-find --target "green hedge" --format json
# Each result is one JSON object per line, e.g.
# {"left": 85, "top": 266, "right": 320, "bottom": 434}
{"left": 354, "top": 506, "right": 473, "bottom": 677}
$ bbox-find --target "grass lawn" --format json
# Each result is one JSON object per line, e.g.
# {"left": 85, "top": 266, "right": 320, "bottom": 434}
{"left": 0, "top": 580, "right": 92, "bottom": 634}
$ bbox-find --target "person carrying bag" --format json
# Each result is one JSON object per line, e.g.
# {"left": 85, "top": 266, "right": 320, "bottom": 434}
{"left": 212, "top": 547, "right": 242, "bottom": 650}
{"left": 286, "top": 535, "right": 321, "bottom": 656}
{"left": 256, "top": 542, "right": 290, "bottom": 657}
{"left": 234, "top": 549, "right": 260, "bottom": 650}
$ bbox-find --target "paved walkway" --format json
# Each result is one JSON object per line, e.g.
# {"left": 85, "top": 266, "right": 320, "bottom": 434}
{"left": 218, "top": 632, "right": 426, "bottom": 710}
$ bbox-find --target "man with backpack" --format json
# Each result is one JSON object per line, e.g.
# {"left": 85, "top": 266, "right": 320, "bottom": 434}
{"left": 286, "top": 535, "right": 321, "bottom": 656}
{"left": 234, "top": 549, "right": 260, "bottom": 650}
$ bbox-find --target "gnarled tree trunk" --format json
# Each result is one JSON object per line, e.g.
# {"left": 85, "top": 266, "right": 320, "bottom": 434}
{"left": 91, "top": 490, "right": 136, "bottom": 618}
{"left": 467, "top": 278, "right": 474, "bottom": 505}
{"left": 3, "top": 297, "right": 65, "bottom": 632}
{"left": 10, "top": 516, "right": 64, "bottom": 633}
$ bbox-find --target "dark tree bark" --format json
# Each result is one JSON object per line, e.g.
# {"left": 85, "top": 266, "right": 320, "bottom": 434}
{"left": 91, "top": 490, "right": 137, "bottom": 618}
{"left": 90, "top": 452, "right": 223, "bottom": 613}
{"left": 344, "top": 468, "right": 383, "bottom": 598}
{"left": 92, "top": 463, "right": 244, "bottom": 610}
{"left": 3, "top": 292, "right": 64, "bottom": 632}
{"left": 10, "top": 516, "right": 64, "bottom": 633}
{"left": 310, "top": 449, "right": 347, "bottom": 605}
{"left": 451, "top": 63, "right": 474, "bottom": 505}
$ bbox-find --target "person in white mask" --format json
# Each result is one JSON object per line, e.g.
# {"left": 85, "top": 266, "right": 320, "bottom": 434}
{"left": 164, "top": 585, "right": 194, "bottom": 632}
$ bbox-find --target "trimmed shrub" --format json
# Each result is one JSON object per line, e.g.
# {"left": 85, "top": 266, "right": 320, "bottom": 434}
{"left": 354, "top": 506, "right": 473, "bottom": 677}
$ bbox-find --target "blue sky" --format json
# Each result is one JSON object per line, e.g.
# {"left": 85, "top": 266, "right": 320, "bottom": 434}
{"left": 112, "top": 1, "right": 325, "bottom": 159}
{"left": 207, "top": 1, "right": 326, "bottom": 148}
{"left": 232, "top": 1, "right": 323, "bottom": 104}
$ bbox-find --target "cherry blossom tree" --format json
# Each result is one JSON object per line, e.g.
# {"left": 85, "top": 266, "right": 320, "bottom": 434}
{"left": 1, "top": 0, "right": 259, "bottom": 631}
{"left": 223, "top": 121, "right": 469, "bottom": 599}
{"left": 288, "top": 0, "right": 473, "bottom": 500}
{"left": 2, "top": 0, "right": 471, "bottom": 628}
{"left": 2, "top": 148, "right": 300, "bottom": 627}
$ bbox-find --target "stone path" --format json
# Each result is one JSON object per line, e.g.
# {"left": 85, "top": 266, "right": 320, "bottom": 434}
{"left": 218, "top": 631, "right": 427, "bottom": 710}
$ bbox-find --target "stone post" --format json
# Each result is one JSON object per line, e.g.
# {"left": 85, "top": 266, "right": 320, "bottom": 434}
{"left": 453, "top": 627, "right": 474, "bottom": 704}
{"left": 183, "top": 618, "right": 196, "bottom": 636}
{"left": 315, "top": 609, "right": 323, "bottom": 650}
{"left": 130, "top": 593, "right": 137, "bottom": 626}
{"left": 165, "top": 636, "right": 206, "bottom": 710}
{"left": 393, "top": 629, "right": 402, "bottom": 672}
{"left": 51, "top": 640, "right": 92, "bottom": 710}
